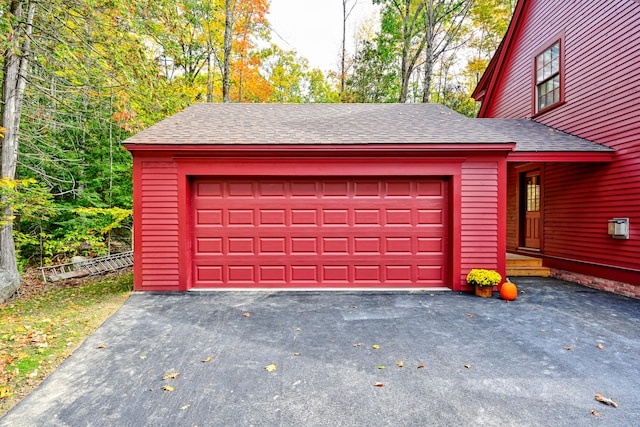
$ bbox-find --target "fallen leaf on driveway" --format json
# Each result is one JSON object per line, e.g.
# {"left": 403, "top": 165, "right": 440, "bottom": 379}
{"left": 181, "top": 404, "right": 190, "bottom": 410}
{"left": 97, "top": 344, "right": 106, "bottom": 349}
{"left": 242, "top": 312, "right": 251, "bottom": 317}
{"left": 564, "top": 345, "right": 573, "bottom": 351}
{"left": 293, "top": 352, "right": 301, "bottom": 357}
{"left": 374, "top": 383, "right": 384, "bottom": 387}
{"left": 466, "top": 313, "right": 475, "bottom": 318}
{"left": 378, "top": 365, "right": 385, "bottom": 369}
{"left": 0, "top": 386, "right": 13, "bottom": 399}
{"left": 595, "top": 392, "right": 618, "bottom": 408}
{"left": 162, "top": 385, "right": 174, "bottom": 392}
{"left": 352, "top": 343, "right": 362, "bottom": 347}
{"left": 464, "top": 364, "right": 472, "bottom": 369}
{"left": 201, "top": 356, "right": 213, "bottom": 363}
{"left": 597, "top": 343, "right": 604, "bottom": 349}
{"left": 397, "top": 361, "right": 404, "bottom": 368}
{"left": 163, "top": 372, "right": 180, "bottom": 380}
{"left": 372, "top": 344, "right": 380, "bottom": 350}
{"left": 591, "top": 409, "right": 600, "bottom": 417}
{"left": 265, "top": 364, "right": 277, "bottom": 372}
{"left": 417, "top": 363, "right": 425, "bottom": 369}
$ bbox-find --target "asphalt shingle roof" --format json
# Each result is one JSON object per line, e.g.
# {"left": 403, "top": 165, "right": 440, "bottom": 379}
{"left": 123, "top": 103, "right": 613, "bottom": 154}
{"left": 479, "top": 118, "right": 614, "bottom": 152}
{"left": 124, "top": 103, "right": 512, "bottom": 146}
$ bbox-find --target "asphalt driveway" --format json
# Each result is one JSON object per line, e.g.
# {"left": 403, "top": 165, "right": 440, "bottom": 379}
{"left": 2, "top": 278, "right": 639, "bottom": 426}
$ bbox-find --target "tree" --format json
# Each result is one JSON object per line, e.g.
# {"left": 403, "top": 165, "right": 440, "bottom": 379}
{"left": 370, "top": 0, "right": 471, "bottom": 103}
{"left": 464, "top": 0, "right": 515, "bottom": 87}
{"left": 0, "top": 0, "right": 35, "bottom": 302}
{"left": 307, "top": 69, "right": 340, "bottom": 103}
{"left": 420, "top": 0, "right": 472, "bottom": 103}
{"left": 346, "top": 35, "right": 400, "bottom": 102}
{"left": 262, "top": 45, "right": 308, "bottom": 103}
{"left": 222, "top": 0, "right": 235, "bottom": 102}
{"left": 340, "top": 0, "right": 359, "bottom": 99}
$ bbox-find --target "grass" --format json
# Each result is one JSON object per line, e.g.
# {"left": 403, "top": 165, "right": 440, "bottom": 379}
{"left": 0, "top": 271, "right": 132, "bottom": 416}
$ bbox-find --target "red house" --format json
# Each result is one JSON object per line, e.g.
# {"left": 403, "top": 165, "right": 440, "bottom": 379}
{"left": 472, "top": 0, "right": 640, "bottom": 297}
{"left": 124, "top": 103, "right": 610, "bottom": 292}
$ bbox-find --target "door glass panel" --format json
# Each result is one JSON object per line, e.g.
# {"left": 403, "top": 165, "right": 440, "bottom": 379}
{"left": 526, "top": 175, "right": 540, "bottom": 212}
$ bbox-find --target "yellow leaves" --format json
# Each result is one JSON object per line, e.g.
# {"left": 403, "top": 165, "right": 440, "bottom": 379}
{"left": 0, "top": 177, "right": 36, "bottom": 190}
{"left": 180, "top": 404, "right": 190, "bottom": 410}
{"left": 201, "top": 356, "right": 212, "bottom": 363}
{"left": 594, "top": 392, "right": 618, "bottom": 408}
{"left": 396, "top": 361, "right": 404, "bottom": 368}
{"left": 372, "top": 344, "right": 380, "bottom": 350}
{"left": 265, "top": 364, "right": 277, "bottom": 372}
{"left": 0, "top": 386, "right": 13, "bottom": 399}
{"left": 0, "top": 126, "right": 6, "bottom": 138}
{"left": 71, "top": 207, "right": 132, "bottom": 234}
{"left": 162, "top": 372, "right": 180, "bottom": 380}
{"left": 417, "top": 363, "right": 425, "bottom": 369}
{"left": 161, "top": 371, "right": 180, "bottom": 392}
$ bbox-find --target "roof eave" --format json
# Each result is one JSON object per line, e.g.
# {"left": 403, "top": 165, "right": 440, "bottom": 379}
{"left": 508, "top": 151, "right": 615, "bottom": 163}
{"left": 124, "top": 143, "right": 516, "bottom": 153}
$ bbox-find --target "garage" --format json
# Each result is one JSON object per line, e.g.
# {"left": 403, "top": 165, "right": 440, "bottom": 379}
{"left": 191, "top": 177, "right": 448, "bottom": 288}
{"left": 125, "top": 103, "right": 512, "bottom": 292}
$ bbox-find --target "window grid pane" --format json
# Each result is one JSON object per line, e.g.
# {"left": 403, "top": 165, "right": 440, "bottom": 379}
{"left": 536, "top": 42, "right": 561, "bottom": 111}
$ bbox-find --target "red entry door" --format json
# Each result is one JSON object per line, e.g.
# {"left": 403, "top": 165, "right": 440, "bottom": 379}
{"left": 191, "top": 177, "right": 449, "bottom": 289}
{"left": 523, "top": 171, "right": 541, "bottom": 249}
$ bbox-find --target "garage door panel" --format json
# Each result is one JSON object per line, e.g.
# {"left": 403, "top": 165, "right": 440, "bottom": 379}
{"left": 192, "top": 177, "right": 448, "bottom": 288}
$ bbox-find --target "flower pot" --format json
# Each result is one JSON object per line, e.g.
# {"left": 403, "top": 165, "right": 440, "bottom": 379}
{"left": 475, "top": 285, "right": 493, "bottom": 298}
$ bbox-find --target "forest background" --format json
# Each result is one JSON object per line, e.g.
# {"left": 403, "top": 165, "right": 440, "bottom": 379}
{"left": 0, "top": 0, "right": 516, "bottom": 302}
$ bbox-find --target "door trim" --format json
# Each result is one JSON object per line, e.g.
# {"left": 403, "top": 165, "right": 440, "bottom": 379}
{"left": 517, "top": 164, "right": 544, "bottom": 251}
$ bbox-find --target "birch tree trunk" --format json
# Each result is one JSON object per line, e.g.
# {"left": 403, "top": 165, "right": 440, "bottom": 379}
{"left": 222, "top": 0, "right": 235, "bottom": 103}
{"left": 0, "top": 0, "right": 34, "bottom": 302}
{"left": 341, "top": 0, "right": 358, "bottom": 99}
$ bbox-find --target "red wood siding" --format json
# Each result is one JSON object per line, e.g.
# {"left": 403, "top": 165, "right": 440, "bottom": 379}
{"left": 460, "top": 159, "right": 505, "bottom": 285}
{"left": 485, "top": 0, "right": 640, "bottom": 120}
{"left": 543, "top": 162, "right": 640, "bottom": 274}
{"left": 129, "top": 151, "right": 508, "bottom": 291}
{"left": 191, "top": 177, "right": 448, "bottom": 288}
{"left": 481, "top": 0, "right": 640, "bottom": 285}
{"left": 137, "top": 159, "right": 181, "bottom": 290}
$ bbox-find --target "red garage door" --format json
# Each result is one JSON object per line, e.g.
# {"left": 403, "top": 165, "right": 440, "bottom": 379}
{"left": 191, "top": 178, "right": 448, "bottom": 288}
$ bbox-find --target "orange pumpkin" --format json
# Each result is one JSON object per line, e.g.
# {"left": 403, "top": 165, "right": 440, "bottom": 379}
{"left": 500, "top": 281, "right": 518, "bottom": 301}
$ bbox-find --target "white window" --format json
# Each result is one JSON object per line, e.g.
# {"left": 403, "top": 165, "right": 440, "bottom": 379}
{"left": 535, "top": 41, "right": 561, "bottom": 112}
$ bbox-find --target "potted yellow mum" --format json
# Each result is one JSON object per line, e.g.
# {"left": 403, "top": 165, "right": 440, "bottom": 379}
{"left": 466, "top": 269, "right": 502, "bottom": 298}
